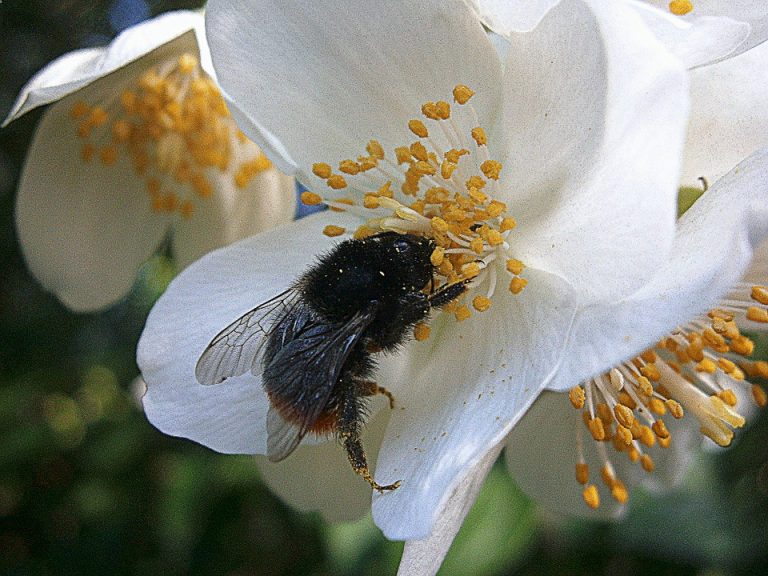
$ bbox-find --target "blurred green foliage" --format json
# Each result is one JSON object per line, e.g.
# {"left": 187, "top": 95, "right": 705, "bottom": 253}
{"left": 1, "top": 2, "right": 767, "bottom": 575}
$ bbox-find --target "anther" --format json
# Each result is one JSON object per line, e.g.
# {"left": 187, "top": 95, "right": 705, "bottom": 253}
{"left": 471, "top": 127, "right": 487, "bottom": 146}
{"left": 509, "top": 277, "right": 527, "bottom": 294}
{"left": 413, "top": 323, "right": 431, "bottom": 341}
{"left": 583, "top": 485, "right": 600, "bottom": 509}
{"left": 301, "top": 191, "right": 323, "bottom": 205}
{"left": 669, "top": 1, "right": 694, "bottom": 16}
{"left": 746, "top": 306, "right": 768, "bottom": 323}
{"left": 408, "top": 120, "right": 429, "bottom": 138}
{"left": 453, "top": 84, "right": 475, "bottom": 105}
{"left": 569, "top": 386, "right": 585, "bottom": 409}
{"left": 575, "top": 462, "right": 589, "bottom": 485}
{"left": 322, "top": 225, "right": 346, "bottom": 237}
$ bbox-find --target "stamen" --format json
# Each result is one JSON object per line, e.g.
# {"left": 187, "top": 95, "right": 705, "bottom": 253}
{"left": 668, "top": 1, "right": 694, "bottom": 16}
{"left": 71, "top": 53, "right": 271, "bottom": 219}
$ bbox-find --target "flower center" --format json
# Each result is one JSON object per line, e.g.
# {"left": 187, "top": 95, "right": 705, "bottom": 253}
{"left": 69, "top": 53, "right": 272, "bottom": 219}
{"left": 668, "top": 1, "right": 694, "bottom": 16}
{"left": 570, "top": 283, "right": 768, "bottom": 509}
{"left": 300, "top": 85, "right": 527, "bottom": 337}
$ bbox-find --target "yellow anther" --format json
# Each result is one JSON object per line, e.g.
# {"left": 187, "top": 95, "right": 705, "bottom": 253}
{"left": 462, "top": 262, "right": 481, "bottom": 279}
{"left": 486, "top": 200, "right": 507, "bottom": 218}
{"left": 752, "top": 384, "right": 767, "bottom": 408}
{"left": 421, "top": 101, "right": 439, "bottom": 120}
{"left": 731, "top": 335, "right": 754, "bottom": 356}
{"left": 695, "top": 358, "right": 717, "bottom": 373}
{"left": 465, "top": 175, "right": 486, "bottom": 191}
{"left": 648, "top": 397, "right": 666, "bottom": 416}
{"left": 638, "top": 425, "right": 656, "bottom": 447}
{"left": 750, "top": 285, "right": 768, "bottom": 305}
{"left": 81, "top": 143, "right": 95, "bottom": 162}
{"left": 366, "top": 140, "right": 385, "bottom": 160}
{"left": 614, "top": 404, "right": 635, "bottom": 428}
{"left": 300, "top": 191, "right": 323, "bottom": 206}
{"left": 363, "top": 194, "right": 380, "bottom": 209}
{"left": 408, "top": 119, "right": 429, "bottom": 138}
{"left": 441, "top": 161, "right": 457, "bottom": 180}
{"left": 395, "top": 146, "right": 412, "bottom": 164}
{"left": 353, "top": 225, "right": 376, "bottom": 240}
{"left": 616, "top": 425, "right": 633, "bottom": 446}
{"left": 330, "top": 198, "right": 355, "bottom": 212}
{"left": 505, "top": 259, "right": 524, "bottom": 276}
{"left": 636, "top": 376, "right": 653, "bottom": 397}
{"left": 717, "top": 389, "right": 738, "bottom": 407}
{"left": 89, "top": 107, "right": 108, "bottom": 127}
{"left": 472, "top": 295, "right": 492, "bottom": 312}
{"left": 583, "top": 485, "right": 600, "bottom": 509}
{"left": 312, "top": 162, "right": 332, "bottom": 178}
{"left": 500, "top": 217, "right": 516, "bottom": 232}
{"left": 454, "top": 305, "right": 471, "bottom": 322}
{"left": 376, "top": 181, "right": 394, "bottom": 198}
{"left": 619, "top": 391, "right": 637, "bottom": 410}
{"left": 747, "top": 306, "right": 768, "bottom": 323}
{"left": 471, "top": 127, "right": 487, "bottom": 146}
{"left": 486, "top": 229, "right": 504, "bottom": 247}
{"left": 468, "top": 187, "right": 488, "bottom": 205}
{"left": 413, "top": 160, "right": 436, "bottom": 176}
{"left": 469, "top": 237, "right": 484, "bottom": 255}
{"left": 509, "top": 277, "right": 527, "bottom": 294}
{"left": 322, "top": 225, "right": 346, "bottom": 237}
{"left": 339, "top": 159, "right": 361, "bottom": 175}
{"left": 596, "top": 403, "right": 613, "bottom": 424}
{"left": 480, "top": 160, "right": 502, "bottom": 180}
{"left": 453, "top": 84, "right": 475, "bottom": 105}
{"left": 177, "top": 53, "right": 198, "bottom": 73}
{"left": 639, "top": 454, "right": 655, "bottom": 473}
{"left": 600, "top": 465, "right": 616, "bottom": 488}
{"left": 652, "top": 419, "right": 670, "bottom": 439}
{"left": 410, "top": 141, "right": 429, "bottom": 162}
{"left": 445, "top": 148, "right": 469, "bottom": 163}
{"left": 413, "top": 323, "right": 431, "bottom": 341}
{"left": 587, "top": 417, "right": 605, "bottom": 441}
{"left": 430, "top": 216, "right": 449, "bottom": 233}
{"left": 658, "top": 435, "right": 671, "bottom": 449}
{"left": 569, "top": 386, "right": 585, "bottom": 409}
{"left": 327, "top": 175, "right": 348, "bottom": 189}
{"left": 611, "top": 481, "right": 629, "bottom": 504}
{"left": 669, "top": 1, "right": 694, "bottom": 16}
{"left": 99, "top": 146, "right": 118, "bottom": 166}
{"left": 70, "top": 100, "right": 90, "bottom": 119}
{"left": 430, "top": 247, "right": 445, "bottom": 267}
{"left": 575, "top": 462, "right": 589, "bottom": 485}
{"left": 628, "top": 447, "right": 641, "bottom": 461}
{"left": 665, "top": 399, "right": 684, "bottom": 419}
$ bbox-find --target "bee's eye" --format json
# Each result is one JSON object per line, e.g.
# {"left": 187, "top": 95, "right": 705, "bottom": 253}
{"left": 392, "top": 239, "right": 411, "bottom": 254}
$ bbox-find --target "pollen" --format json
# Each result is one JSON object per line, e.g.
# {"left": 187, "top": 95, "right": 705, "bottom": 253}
{"left": 668, "top": 1, "right": 694, "bottom": 16}
{"left": 323, "top": 225, "right": 346, "bottom": 237}
{"left": 70, "top": 52, "right": 271, "bottom": 219}
{"left": 301, "top": 191, "right": 323, "bottom": 206}
{"left": 413, "top": 322, "right": 431, "bottom": 341}
{"left": 472, "top": 295, "right": 492, "bottom": 312}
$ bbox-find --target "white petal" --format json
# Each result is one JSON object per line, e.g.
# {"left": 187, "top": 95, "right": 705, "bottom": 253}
{"left": 504, "top": 391, "right": 697, "bottom": 517}
{"left": 644, "top": 0, "right": 768, "bottom": 61}
{"left": 255, "top": 406, "right": 390, "bottom": 523}
{"left": 205, "top": 0, "right": 502, "bottom": 184}
{"left": 627, "top": 1, "right": 750, "bottom": 68}
{"left": 4, "top": 11, "right": 202, "bottom": 124}
{"left": 371, "top": 268, "right": 578, "bottom": 540}
{"left": 682, "top": 41, "right": 768, "bottom": 186}
{"left": 463, "top": 0, "right": 561, "bottom": 33}
{"left": 548, "top": 147, "right": 768, "bottom": 391}
{"left": 396, "top": 445, "right": 501, "bottom": 576}
{"left": 15, "top": 95, "right": 169, "bottom": 311}
{"left": 172, "top": 162, "right": 296, "bottom": 269}
{"left": 139, "top": 212, "right": 360, "bottom": 454}
{"left": 502, "top": 0, "right": 688, "bottom": 304}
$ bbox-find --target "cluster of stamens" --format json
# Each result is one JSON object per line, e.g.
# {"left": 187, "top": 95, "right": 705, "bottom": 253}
{"left": 571, "top": 283, "right": 768, "bottom": 509}
{"left": 70, "top": 52, "right": 272, "bottom": 219}
{"left": 300, "top": 85, "right": 526, "bottom": 339}
{"left": 668, "top": 1, "right": 694, "bottom": 15}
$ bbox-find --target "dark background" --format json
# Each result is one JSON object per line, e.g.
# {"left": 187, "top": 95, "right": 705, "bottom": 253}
{"left": 1, "top": 2, "right": 767, "bottom": 574}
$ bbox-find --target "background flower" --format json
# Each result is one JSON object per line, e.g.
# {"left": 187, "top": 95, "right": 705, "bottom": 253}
{"left": 4, "top": 10, "right": 296, "bottom": 312}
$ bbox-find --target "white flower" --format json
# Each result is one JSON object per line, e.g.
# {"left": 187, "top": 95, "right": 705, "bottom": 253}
{"left": 141, "top": 0, "right": 692, "bottom": 539}
{"left": 4, "top": 11, "right": 296, "bottom": 311}
{"left": 467, "top": 0, "right": 768, "bottom": 68}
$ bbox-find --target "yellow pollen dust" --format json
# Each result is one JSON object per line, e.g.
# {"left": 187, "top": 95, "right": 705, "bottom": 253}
{"left": 71, "top": 52, "right": 271, "bottom": 219}
{"left": 668, "top": 1, "right": 694, "bottom": 16}
{"left": 571, "top": 290, "right": 767, "bottom": 511}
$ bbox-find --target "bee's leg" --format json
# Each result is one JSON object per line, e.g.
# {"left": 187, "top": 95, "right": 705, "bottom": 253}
{"left": 337, "top": 381, "right": 401, "bottom": 493}
{"left": 357, "top": 379, "right": 396, "bottom": 409}
{"left": 429, "top": 279, "right": 470, "bottom": 309}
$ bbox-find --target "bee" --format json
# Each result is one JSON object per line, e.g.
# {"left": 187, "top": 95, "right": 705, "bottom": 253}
{"left": 195, "top": 231, "right": 468, "bottom": 492}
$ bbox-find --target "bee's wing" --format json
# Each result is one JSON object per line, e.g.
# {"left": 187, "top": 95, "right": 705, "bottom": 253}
{"left": 263, "top": 308, "right": 377, "bottom": 462}
{"left": 195, "top": 288, "right": 300, "bottom": 385}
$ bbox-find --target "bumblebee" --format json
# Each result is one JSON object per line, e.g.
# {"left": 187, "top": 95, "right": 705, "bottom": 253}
{"left": 195, "top": 231, "right": 467, "bottom": 491}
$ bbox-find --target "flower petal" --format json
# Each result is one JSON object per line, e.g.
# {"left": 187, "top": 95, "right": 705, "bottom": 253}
{"left": 139, "top": 212, "right": 360, "bottom": 453}
{"left": 628, "top": 1, "right": 750, "bottom": 68}
{"left": 502, "top": 0, "right": 688, "bottom": 305}
{"left": 463, "top": 0, "right": 561, "bottom": 33}
{"left": 371, "top": 268, "right": 578, "bottom": 540}
{"left": 682, "top": 41, "right": 768, "bottom": 186}
{"left": 15, "top": 96, "right": 169, "bottom": 311}
{"left": 4, "top": 11, "right": 203, "bottom": 124}
{"left": 504, "top": 391, "right": 698, "bottom": 517}
{"left": 548, "top": 147, "right": 768, "bottom": 392}
{"left": 205, "top": 0, "right": 503, "bottom": 183}
{"left": 172, "top": 162, "right": 296, "bottom": 269}
{"left": 396, "top": 445, "right": 501, "bottom": 576}
{"left": 255, "top": 406, "right": 390, "bottom": 523}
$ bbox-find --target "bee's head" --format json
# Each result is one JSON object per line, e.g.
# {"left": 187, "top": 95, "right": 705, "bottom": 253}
{"left": 369, "top": 232, "right": 435, "bottom": 292}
